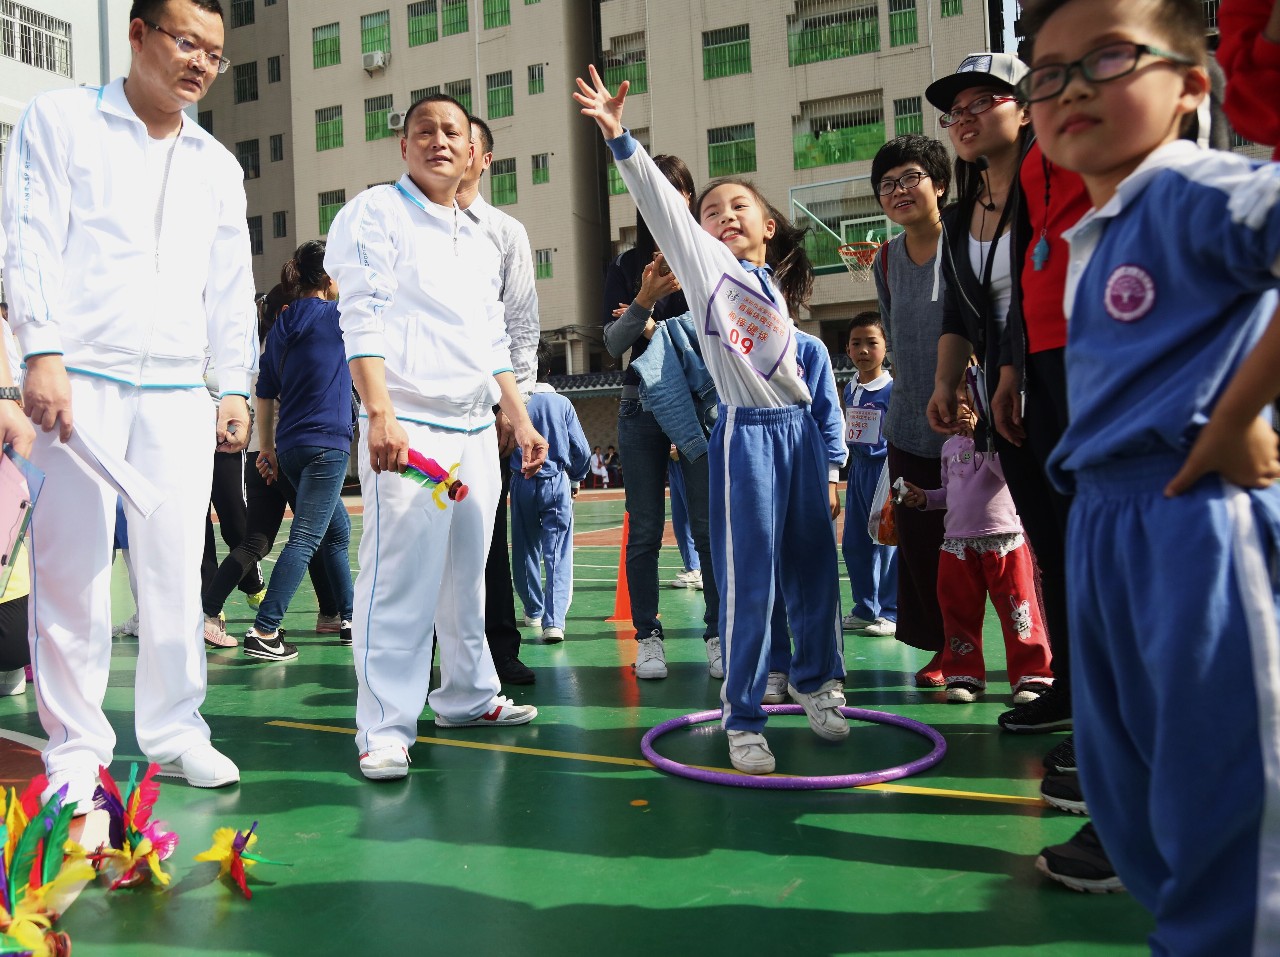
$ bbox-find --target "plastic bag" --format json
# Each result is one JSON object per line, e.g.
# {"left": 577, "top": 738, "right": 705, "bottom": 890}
{"left": 866, "top": 462, "right": 898, "bottom": 546}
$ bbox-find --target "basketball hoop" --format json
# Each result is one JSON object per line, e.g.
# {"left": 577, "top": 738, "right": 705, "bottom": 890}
{"left": 838, "top": 242, "right": 880, "bottom": 281}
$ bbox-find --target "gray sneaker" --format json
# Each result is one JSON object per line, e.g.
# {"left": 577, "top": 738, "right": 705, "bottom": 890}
{"left": 705, "top": 636, "right": 723, "bottom": 679}
{"left": 727, "top": 730, "right": 775, "bottom": 774}
{"left": 787, "top": 678, "right": 849, "bottom": 741}
{"left": 762, "top": 671, "right": 789, "bottom": 705}
{"left": 634, "top": 633, "right": 667, "bottom": 680}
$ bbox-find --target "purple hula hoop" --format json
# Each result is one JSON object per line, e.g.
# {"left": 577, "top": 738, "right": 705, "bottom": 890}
{"left": 640, "top": 705, "right": 947, "bottom": 790}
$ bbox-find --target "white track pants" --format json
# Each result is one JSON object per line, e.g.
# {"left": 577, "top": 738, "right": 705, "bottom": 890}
{"left": 29, "top": 377, "right": 215, "bottom": 775}
{"left": 353, "top": 421, "right": 500, "bottom": 754}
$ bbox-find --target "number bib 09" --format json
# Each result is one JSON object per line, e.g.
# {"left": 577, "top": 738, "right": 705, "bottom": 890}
{"left": 705, "top": 274, "right": 791, "bottom": 380}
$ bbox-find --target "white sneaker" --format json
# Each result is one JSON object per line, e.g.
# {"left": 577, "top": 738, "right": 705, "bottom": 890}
{"left": 842, "top": 614, "right": 874, "bottom": 632}
{"left": 1012, "top": 680, "right": 1052, "bottom": 705}
{"left": 0, "top": 668, "right": 26, "bottom": 696}
{"left": 434, "top": 696, "right": 538, "bottom": 728}
{"left": 727, "top": 730, "right": 775, "bottom": 774}
{"left": 762, "top": 671, "right": 789, "bottom": 705}
{"left": 522, "top": 615, "right": 542, "bottom": 629}
{"left": 633, "top": 633, "right": 667, "bottom": 680}
{"left": 788, "top": 678, "right": 850, "bottom": 741}
{"left": 359, "top": 745, "right": 410, "bottom": 780}
{"left": 705, "top": 636, "right": 723, "bottom": 679}
{"left": 670, "top": 569, "right": 703, "bottom": 590}
{"left": 946, "top": 682, "right": 984, "bottom": 703}
{"left": 112, "top": 613, "right": 139, "bottom": 638}
{"left": 542, "top": 626, "right": 565, "bottom": 643}
{"left": 863, "top": 617, "right": 897, "bottom": 637}
{"left": 42, "top": 768, "right": 96, "bottom": 817}
{"left": 157, "top": 743, "right": 240, "bottom": 788}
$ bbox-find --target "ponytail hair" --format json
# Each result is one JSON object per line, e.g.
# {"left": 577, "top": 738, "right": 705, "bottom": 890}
{"left": 280, "top": 239, "right": 330, "bottom": 302}
{"left": 694, "top": 178, "right": 814, "bottom": 315}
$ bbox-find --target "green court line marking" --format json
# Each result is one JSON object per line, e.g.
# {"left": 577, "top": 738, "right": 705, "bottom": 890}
{"left": 267, "top": 719, "right": 1045, "bottom": 807}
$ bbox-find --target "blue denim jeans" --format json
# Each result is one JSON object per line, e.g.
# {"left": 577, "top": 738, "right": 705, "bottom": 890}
{"left": 617, "top": 401, "right": 718, "bottom": 640}
{"left": 253, "top": 445, "right": 354, "bottom": 634}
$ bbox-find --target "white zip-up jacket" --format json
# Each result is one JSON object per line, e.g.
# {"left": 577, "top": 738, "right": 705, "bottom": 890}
{"left": 325, "top": 174, "right": 512, "bottom": 433}
{"left": 1, "top": 79, "right": 258, "bottom": 397}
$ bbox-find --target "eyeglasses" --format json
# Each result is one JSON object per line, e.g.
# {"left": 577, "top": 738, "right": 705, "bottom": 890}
{"left": 877, "top": 170, "right": 931, "bottom": 196}
{"left": 1016, "top": 41, "right": 1195, "bottom": 104}
{"left": 144, "top": 21, "right": 231, "bottom": 74}
{"left": 939, "top": 94, "right": 1020, "bottom": 128}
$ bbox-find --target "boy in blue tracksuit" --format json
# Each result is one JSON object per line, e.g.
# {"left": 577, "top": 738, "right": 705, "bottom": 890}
{"left": 839, "top": 313, "right": 898, "bottom": 637}
{"left": 1024, "top": 0, "right": 1280, "bottom": 952}
{"left": 510, "top": 361, "right": 591, "bottom": 643}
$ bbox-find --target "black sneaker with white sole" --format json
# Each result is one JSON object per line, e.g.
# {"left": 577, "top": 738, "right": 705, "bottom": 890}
{"left": 1036, "top": 822, "right": 1124, "bottom": 893}
{"left": 997, "top": 683, "right": 1073, "bottom": 733}
{"left": 340, "top": 620, "right": 352, "bottom": 646}
{"left": 1042, "top": 735, "right": 1077, "bottom": 775}
{"left": 244, "top": 629, "right": 299, "bottom": 662}
{"left": 1041, "top": 772, "right": 1088, "bottom": 814}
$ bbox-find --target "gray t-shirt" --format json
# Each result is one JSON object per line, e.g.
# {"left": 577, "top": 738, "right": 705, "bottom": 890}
{"left": 873, "top": 234, "right": 948, "bottom": 460}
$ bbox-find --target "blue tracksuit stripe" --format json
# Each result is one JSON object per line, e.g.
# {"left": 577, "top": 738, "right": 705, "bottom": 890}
{"left": 713, "top": 404, "right": 842, "bottom": 732}
{"left": 842, "top": 458, "right": 897, "bottom": 622}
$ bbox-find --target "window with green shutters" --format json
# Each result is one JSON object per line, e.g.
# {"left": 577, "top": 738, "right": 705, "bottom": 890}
{"left": 491, "top": 158, "right": 517, "bottom": 206}
{"left": 888, "top": 0, "right": 918, "bottom": 46}
{"left": 708, "top": 123, "right": 756, "bottom": 177}
{"left": 442, "top": 0, "right": 468, "bottom": 35}
{"left": 702, "top": 25, "right": 750, "bottom": 79}
{"left": 603, "top": 33, "right": 647, "bottom": 94}
{"left": 532, "top": 153, "right": 549, "bottom": 184}
{"left": 444, "top": 79, "right": 472, "bottom": 113}
{"left": 316, "top": 106, "right": 343, "bottom": 151}
{"left": 787, "top": 1, "right": 879, "bottom": 65}
{"left": 487, "top": 71, "right": 513, "bottom": 119}
{"left": 407, "top": 1, "right": 438, "bottom": 45}
{"left": 941, "top": 0, "right": 962, "bottom": 16}
{"left": 361, "top": 11, "right": 391, "bottom": 53}
{"left": 607, "top": 128, "right": 648, "bottom": 194}
{"left": 793, "top": 92, "right": 885, "bottom": 169}
{"left": 483, "top": 0, "right": 509, "bottom": 28}
{"left": 412, "top": 85, "right": 441, "bottom": 102}
{"left": 319, "top": 190, "right": 346, "bottom": 235}
{"left": 313, "top": 23, "right": 340, "bottom": 68}
{"left": 365, "top": 95, "right": 396, "bottom": 140}
{"left": 893, "top": 96, "right": 923, "bottom": 136}
{"left": 528, "top": 63, "right": 544, "bottom": 95}
{"left": 535, "top": 249, "right": 552, "bottom": 280}
{"left": 231, "top": 0, "right": 254, "bottom": 28}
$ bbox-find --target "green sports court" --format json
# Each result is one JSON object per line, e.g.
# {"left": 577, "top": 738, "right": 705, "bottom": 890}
{"left": 0, "top": 490, "right": 1151, "bottom": 956}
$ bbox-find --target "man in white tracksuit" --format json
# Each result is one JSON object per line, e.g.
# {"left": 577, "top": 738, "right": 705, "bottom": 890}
{"left": 324, "top": 94, "right": 549, "bottom": 782}
{"left": 1, "top": 0, "right": 256, "bottom": 809}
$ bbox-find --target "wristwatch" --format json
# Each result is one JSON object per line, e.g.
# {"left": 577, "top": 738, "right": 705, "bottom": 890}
{"left": 0, "top": 387, "right": 20, "bottom": 403}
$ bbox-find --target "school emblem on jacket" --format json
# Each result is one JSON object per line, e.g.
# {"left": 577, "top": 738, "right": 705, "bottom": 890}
{"left": 1103, "top": 264, "right": 1156, "bottom": 323}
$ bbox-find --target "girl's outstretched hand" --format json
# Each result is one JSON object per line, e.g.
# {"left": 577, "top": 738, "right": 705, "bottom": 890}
{"left": 573, "top": 65, "right": 627, "bottom": 139}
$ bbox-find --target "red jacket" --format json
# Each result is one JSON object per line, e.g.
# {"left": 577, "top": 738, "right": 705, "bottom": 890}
{"left": 1219, "top": 0, "right": 1280, "bottom": 157}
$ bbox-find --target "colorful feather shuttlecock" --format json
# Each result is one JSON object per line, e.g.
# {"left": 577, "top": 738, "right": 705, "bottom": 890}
{"left": 88, "top": 764, "right": 177, "bottom": 890}
{"left": 400, "top": 449, "right": 469, "bottom": 510}
{"left": 194, "top": 822, "right": 289, "bottom": 900}
{"left": 0, "top": 780, "right": 92, "bottom": 957}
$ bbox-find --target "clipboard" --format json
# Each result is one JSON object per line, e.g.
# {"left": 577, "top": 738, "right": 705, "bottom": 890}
{"left": 0, "top": 445, "right": 44, "bottom": 596}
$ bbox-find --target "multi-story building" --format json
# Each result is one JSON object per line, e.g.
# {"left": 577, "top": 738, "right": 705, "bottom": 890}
{"left": 197, "top": 0, "right": 296, "bottom": 291}
{"left": 0, "top": 0, "right": 132, "bottom": 270}
{"left": 281, "top": 0, "right": 602, "bottom": 373}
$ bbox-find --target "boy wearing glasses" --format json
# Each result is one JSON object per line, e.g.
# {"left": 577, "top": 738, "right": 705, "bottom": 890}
{"left": 1023, "top": 0, "right": 1280, "bottom": 951}
{"left": 1, "top": 0, "right": 255, "bottom": 809}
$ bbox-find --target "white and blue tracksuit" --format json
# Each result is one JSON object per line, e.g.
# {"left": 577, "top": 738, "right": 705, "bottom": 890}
{"left": 510, "top": 383, "right": 591, "bottom": 630}
{"left": 609, "top": 132, "right": 844, "bottom": 733}
{"left": 842, "top": 373, "right": 898, "bottom": 623}
{"left": 1048, "top": 141, "right": 1280, "bottom": 957}
{"left": 767, "top": 332, "right": 849, "bottom": 676}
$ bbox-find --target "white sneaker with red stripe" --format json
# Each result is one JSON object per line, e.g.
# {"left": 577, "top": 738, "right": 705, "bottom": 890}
{"left": 359, "top": 745, "right": 410, "bottom": 780}
{"left": 434, "top": 696, "right": 538, "bottom": 728}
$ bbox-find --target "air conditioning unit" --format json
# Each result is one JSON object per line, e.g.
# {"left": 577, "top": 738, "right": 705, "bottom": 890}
{"left": 362, "top": 50, "right": 389, "bottom": 73}
{"left": 387, "top": 110, "right": 405, "bottom": 131}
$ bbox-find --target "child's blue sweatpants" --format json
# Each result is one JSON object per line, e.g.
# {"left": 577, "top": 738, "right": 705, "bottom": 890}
{"left": 842, "top": 455, "right": 897, "bottom": 622}
{"left": 510, "top": 471, "right": 575, "bottom": 630}
{"left": 710, "top": 404, "right": 843, "bottom": 733}
{"left": 1069, "top": 453, "right": 1280, "bottom": 957}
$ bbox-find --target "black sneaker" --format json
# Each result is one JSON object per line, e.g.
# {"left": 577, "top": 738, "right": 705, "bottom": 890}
{"left": 495, "top": 656, "right": 535, "bottom": 685}
{"left": 998, "top": 683, "right": 1072, "bottom": 733}
{"left": 1041, "top": 772, "right": 1088, "bottom": 814}
{"left": 1042, "top": 735, "right": 1077, "bottom": 775}
{"left": 340, "top": 620, "right": 352, "bottom": 646}
{"left": 244, "top": 629, "right": 299, "bottom": 662}
{"left": 1035, "top": 822, "right": 1125, "bottom": 893}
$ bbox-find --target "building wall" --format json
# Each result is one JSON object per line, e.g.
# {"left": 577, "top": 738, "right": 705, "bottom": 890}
{"left": 198, "top": 0, "right": 296, "bottom": 292}
{"left": 285, "top": 0, "right": 603, "bottom": 348}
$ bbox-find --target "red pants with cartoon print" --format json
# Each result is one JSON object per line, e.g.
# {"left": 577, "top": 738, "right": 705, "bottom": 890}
{"left": 936, "top": 542, "right": 1054, "bottom": 691}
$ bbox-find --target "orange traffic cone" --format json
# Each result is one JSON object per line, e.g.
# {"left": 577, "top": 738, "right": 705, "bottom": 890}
{"left": 606, "top": 512, "right": 632, "bottom": 623}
